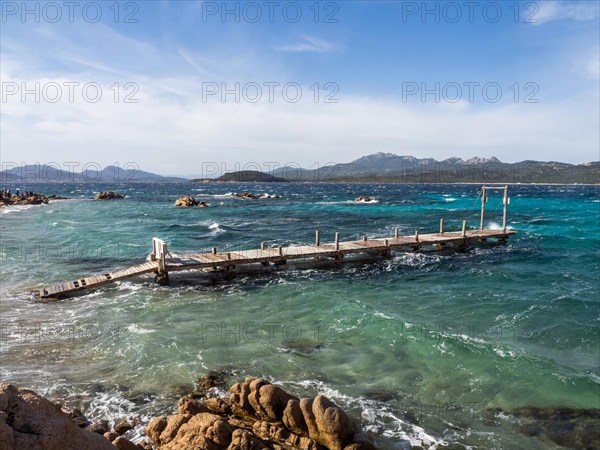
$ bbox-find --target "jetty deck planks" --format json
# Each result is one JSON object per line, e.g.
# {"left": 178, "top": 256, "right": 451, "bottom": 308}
{"left": 37, "top": 228, "right": 515, "bottom": 300}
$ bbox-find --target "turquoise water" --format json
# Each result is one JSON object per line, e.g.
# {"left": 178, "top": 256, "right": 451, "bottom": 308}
{"left": 1, "top": 183, "right": 598, "bottom": 449}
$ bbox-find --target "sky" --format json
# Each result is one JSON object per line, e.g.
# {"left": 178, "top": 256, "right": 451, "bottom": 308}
{"left": 1, "top": 0, "right": 599, "bottom": 176}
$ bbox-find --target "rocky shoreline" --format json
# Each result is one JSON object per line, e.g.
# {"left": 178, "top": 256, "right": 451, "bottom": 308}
{"left": 1, "top": 377, "right": 374, "bottom": 450}
{"left": 2, "top": 377, "right": 600, "bottom": 449}
{"left": 0, "top": 191, "right": 68, "bottom": 207}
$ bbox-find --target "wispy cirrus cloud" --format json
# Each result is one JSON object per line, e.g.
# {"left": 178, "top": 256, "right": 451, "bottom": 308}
{"left": 273, "top": 36, "right": 336, "bottom": 53}
{"left": 534, "top": 1, "right": 600, "bottom": 25}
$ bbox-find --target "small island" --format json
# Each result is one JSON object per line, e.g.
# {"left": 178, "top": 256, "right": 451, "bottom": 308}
{"left": 191, "top": 170, "right": 289, "bottom": 183}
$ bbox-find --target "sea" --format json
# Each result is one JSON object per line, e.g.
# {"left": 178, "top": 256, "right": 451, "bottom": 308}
{"left": 0, "top": 182, "right": 598, "bottom": 449}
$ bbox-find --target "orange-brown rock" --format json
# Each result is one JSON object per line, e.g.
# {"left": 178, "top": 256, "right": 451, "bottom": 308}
{"left": 178, "top": 396, "right": 212, "bottom": 415}
{"left": 144, "top": 377, "right": 369, "bottom": 450}
{"left": 113, "top": 435, "right": 141, "bottom": 450}
{"left": 0, "top": 383, "right": 116, "bottom": 450}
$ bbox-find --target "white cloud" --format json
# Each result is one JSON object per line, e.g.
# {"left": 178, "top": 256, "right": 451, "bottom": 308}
{"left": 1, "top": 69, "right": 598, "bottom": 175}
{"left": 273, "top": 36, "right": 336, "bottom": 53}
{"left": 534, "top": 1, "right": 600, "bottom": 25}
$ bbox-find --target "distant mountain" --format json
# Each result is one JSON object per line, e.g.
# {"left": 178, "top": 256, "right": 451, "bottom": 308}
{"left": 271, "top": 153, "right": 599, "bottom": 184}
{"left": 0, "top": 164, "right": 187, "bottom": 183}
{"left": 192, "top": 170, "right": 288, "bottom": 183}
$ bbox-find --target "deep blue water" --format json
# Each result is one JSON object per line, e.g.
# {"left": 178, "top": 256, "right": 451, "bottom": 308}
{"left": 1, "top": 182, "right": 598, "bottom": 449}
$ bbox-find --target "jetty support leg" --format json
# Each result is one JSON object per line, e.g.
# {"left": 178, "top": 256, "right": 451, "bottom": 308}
{"left": 502, "top": 185, "right": 509, "bottom": 233}
{"left": 480, "top": 186, "right": 487, "bottom": 230}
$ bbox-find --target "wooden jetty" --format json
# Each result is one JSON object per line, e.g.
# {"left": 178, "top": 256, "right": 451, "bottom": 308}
{"left": 37, "top": 185, "right": 516, "bottom": 300}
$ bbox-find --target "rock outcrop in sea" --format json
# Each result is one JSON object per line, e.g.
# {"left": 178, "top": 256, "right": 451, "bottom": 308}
{"left": 0, "top": 191, "right": 55, "bottom": 206}
{"left": 145, "top": 376, "right": 371, "bottom": 450}
{"left": 96, "top": 191, "right": 125, "bottom": 200}
{"left": 1, "top": 378, "right": 372, "bottom": 450}
{"left": 229, "top": 192, "right": 280, "bottom": 200}
{"left": 175, "top": 196, "right": 208, "bottom": 207}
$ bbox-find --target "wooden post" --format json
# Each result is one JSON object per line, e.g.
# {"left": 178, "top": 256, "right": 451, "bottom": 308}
{"left": 462, "top": 220, "right": 467, "bottom": 237}
{"left": 315, "top": 230, "right": 320, "bottom": 246}
{"left": 480, "top": 186, "right": 486, "bottom": 231}
{"left": 394, "top": 227, "right": 399, "bottom": 239}
{"left": 150, "top": 238, "right": 157, "bottom": 261}
{"left": 278, "top": 246, "right": 283, "bottom": 256}
{"left": 212, "top": 247, "right": 217, "bottom": 255}
{"left": 227, "top": 252, "right": 231, "bottom": 260}
{"left": 335, "top": 232, "right": 340, "bottom": 251}
{"left": 260, "top": 242, "right": 265, "bottom": 250}
{"left": 363, "top": 235, "right": 368, "bottom": 242}
{"left": 415, "top": 230, "right": 419, "bottom": 242}
{"left": 502, "top": 185, "right": 509, "bottom": 233}
{"left": 439, "top": 218, "right": 444, "bottom": 235}
{"left": 384, "top": 239, "right": 389, "bottom": 246}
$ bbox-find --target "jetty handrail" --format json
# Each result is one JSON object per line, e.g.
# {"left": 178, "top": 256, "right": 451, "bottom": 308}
{"left": 150, "top": 237, "right": 169, "bottom": 272}
{"left": 480, "top": 185, "right": 510, "bottom": 232}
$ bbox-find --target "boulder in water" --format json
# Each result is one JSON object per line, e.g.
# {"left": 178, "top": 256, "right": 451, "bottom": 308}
{"left": 96, "top": 191, "right": 124, "bottom": 200}
{"left": 175, "top": 196, "right": 209, "bottom": 207}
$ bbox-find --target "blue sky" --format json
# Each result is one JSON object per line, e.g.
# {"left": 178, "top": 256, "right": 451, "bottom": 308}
{"left": 1, "top": 0, "right": 599, "bottom": 175}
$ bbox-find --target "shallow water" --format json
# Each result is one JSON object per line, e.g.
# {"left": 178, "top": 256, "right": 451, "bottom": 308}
{"left": 1, "top": 182, "right": 598, "bottom": 449}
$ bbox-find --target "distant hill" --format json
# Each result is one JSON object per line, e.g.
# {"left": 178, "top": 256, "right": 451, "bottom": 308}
{"left": 0, "top": 164, "right": 187, "bottom": 183}
{"left": 192, "top": 170, "right": 289, "bottom": 183}
{"left": 271, "top": 153, "right": 599, "bottom": 184}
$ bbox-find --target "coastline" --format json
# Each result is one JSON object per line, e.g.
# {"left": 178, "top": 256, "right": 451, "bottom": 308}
{"left": 1, "top": 183, "right": 598, "bottom": 449}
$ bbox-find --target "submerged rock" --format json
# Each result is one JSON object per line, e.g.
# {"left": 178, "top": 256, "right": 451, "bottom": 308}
{"left": 507, "top": 406, "right": 600, "bottom": 450}
{"left": 354, "top": 196, "right": 374, "bottom": 203}
{"left": 230, "top": 192, "right": 280, "bottom": 200}
{"left": 96, "top": 191, "right": 125, "bottom": 200}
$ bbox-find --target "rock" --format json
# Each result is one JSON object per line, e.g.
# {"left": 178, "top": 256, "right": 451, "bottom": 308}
{"left": 507, "top": 406, "right": 600, "bottom": 450}
{"left": 88, "top": 419, "right": 110, "bottom": 434}
{"left": 230, "top": 192, "right": 262, "bottom": 200}
{"left": 175, "top": 196, "right": 198, "bottom": 207}
{"left": 71, "top": 409, "right": 91, "bottom": 428}
{"left": 144, "top": 378, "right": 372, "bottom": 450}
{"left": 144, "top": 416, "right": 168, "bottom": 443}
{"left": 96, "top": 191, "right": 124, "bottom": 200}
{"left": 300, "top": 395, "right": 356, "bottom": 450}
{"left": 112, "top": 436, "right": 140, "bottom": 450}
{"left": 196, "top": 373, "right": 225, "bottom": 396}
{"left": 354, "top": 196, "right": 373, "bottom": 203}
{"left": 161, "top": 413, "right": 234, "bottom": 450}
{"left": 159, "top": 414, "right": 193, "bottom": 445}
{"left": 0, "top": 383, "right": 116, "bottom": 450}
{"left": 114, "top": 418, "right": 134, "bottom": 435}
{"left": 205, "top": 397, "right": 232, "bottom": 416}
{"left": 105, "top": 431, "right": 120, "bottom": 441}
{"left": 0, "top": 192, "right": 50, "bottom": 206}
{"left": 47, "top": 194, "right": 68, "bottom": 200}
{"left": 174, "top": 196, "right": 209, "bottom": 207}
{"left": 230, "top": 377, "right": 298, "bottom": 422}
{"left": 228, "top": 428, "right": 269, "bottom": 450}
{"left": 178, "top": 396, "right": 211, "bottom": 415}
{"left": 283, "top": 399, "right": 309, "bottom": 437}
{"left": 257, "top": 383, "right": 298, "bottom": 422}
{"left": 343, "top": 441, "right": 377, "bottom": 450}
{"left": 137, "top": 439, "right": 154, "bottom": 450}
